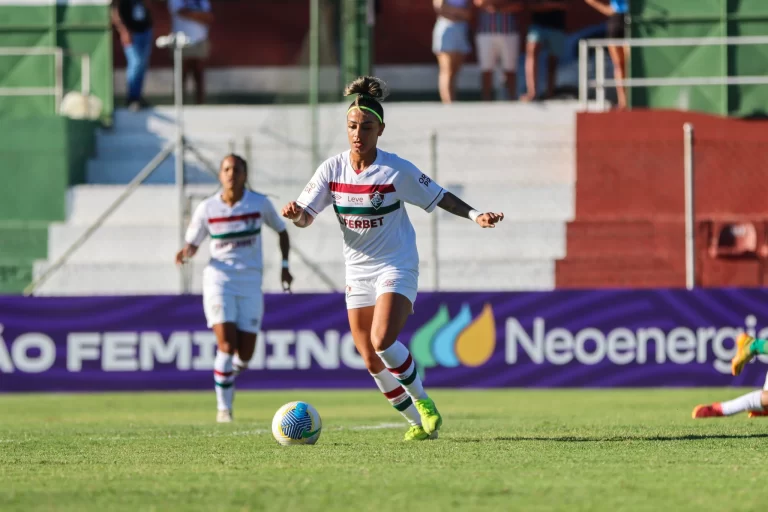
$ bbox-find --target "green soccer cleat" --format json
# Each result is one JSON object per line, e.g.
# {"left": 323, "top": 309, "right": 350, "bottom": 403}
{"left": 414, "top": 398, "right": 443, "bottom": 435}
{"left": 403, "top": 425, "right": 438, "bottom": 441}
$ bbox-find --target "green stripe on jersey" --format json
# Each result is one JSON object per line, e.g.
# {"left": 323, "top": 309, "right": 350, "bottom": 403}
{"left": 333, "top": 201, "right": 401, "bottom": 216}
{"left": 209, "top": 228, "right": 261, "bottom": 240}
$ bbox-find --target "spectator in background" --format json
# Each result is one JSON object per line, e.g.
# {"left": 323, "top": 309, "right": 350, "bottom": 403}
{"left": 474, "top": 0, "right": 524, "bottom": 101}
{"left": 111, "top": 0, "right": 153, "bottom": 111}
{"left": 584, "top": 0, "right": 629, "bottom": 109}
{"left": 432, "top": 0, "right": 472, "bottom": 104}
{"left": 169, "top": 0, "right": 213, "bottom": 105}
{"left": 522, "top": 0, "right": 567, "bottom": 102}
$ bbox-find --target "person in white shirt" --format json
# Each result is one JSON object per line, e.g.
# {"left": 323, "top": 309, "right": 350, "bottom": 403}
{"left": 177, "top": 154, "right": 293, "bottom": 423}
{"left": 168, "top": 0, "right": 213, "bottom": 104}
{"left": 281, "top": 76, "right": 504, "bottom": 441}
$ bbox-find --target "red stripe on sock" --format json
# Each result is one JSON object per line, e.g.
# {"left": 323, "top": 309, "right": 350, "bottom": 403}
{"left": 383, "top": 386, "right": 406, "bottom": 399}
{"left": 214, "top": 370, "right": 234, "bottom": 377}
{"left": 390, "top": 354, "right": 413, "bottom": 376}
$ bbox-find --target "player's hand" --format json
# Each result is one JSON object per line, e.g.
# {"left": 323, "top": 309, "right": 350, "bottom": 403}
{"left": 281, "top": 269, "right": 294, "bottom": 293}
{"left": 119, "top": 30, "right": 133, "bottom": 48}
{"left": 174, "top": 245, "right": 197, "bottom": 265}
{"left": 475, "top": 212, "right": 504, "bottom": 228}
{"left": 281, "top": 201, "right": 304, "bottom": 222}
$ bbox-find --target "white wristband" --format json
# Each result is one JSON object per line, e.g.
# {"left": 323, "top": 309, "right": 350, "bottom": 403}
{"left": 468, "top": 210, "right": 481, "bottom": 223}
{"left": 281, "top": 260, "right": 289, "bottom": 269}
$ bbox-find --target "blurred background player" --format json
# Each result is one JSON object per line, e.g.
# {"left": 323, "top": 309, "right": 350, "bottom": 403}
{"left": 474, "top": 0, "right": 524, "bottom": 101}
{"left": 168, "top": 0, "right": 213, "bottom": 104}
{"left": 583, "top": 0, "right": 629, "bottom": 109}
{"left": 432, "top": 0, "right": 472, "bottom": 104}
{"left": 111, "top": 0, "right": 153, "bottom": 111}
{"left": 693, "top": 333, "right": 768, "bottom": 418}
{"left": 176, "top": 154, "right": 293, "bottom": 423}
{"left": 523, "top": 0, "right": 567, "bottom": 101}
{"left": 280, "top": 76, "right": 504, "bottom": 441}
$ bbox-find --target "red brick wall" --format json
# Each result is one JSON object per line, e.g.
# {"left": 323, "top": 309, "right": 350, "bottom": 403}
{"left": 576, "top": 110, "right": 768, "bottom": 220}
{"left": 558, "top": 110, "right": 768, "bottom": 288}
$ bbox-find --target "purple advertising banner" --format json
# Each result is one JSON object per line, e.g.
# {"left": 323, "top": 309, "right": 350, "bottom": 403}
{"left": 1, "top": 290, "right": 768, "bottom": 392}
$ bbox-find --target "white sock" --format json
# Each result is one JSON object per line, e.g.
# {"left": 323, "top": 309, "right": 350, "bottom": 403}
{"left": 376, "top": 341, "right": 427, "bottom": 400}
{"left": 721, "top": 390, "right": 764, "bottom": 416}
{"left": 213, "top": 350, "right": 235, "bottom": 411}
{"left": 232, "top": 353, "right": 248, "bottom": 376}
{"left": 370, "top": 369, "right": 421, "bottom": 426}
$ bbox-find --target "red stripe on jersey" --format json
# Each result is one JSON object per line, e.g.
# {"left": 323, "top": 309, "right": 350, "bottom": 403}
{"left": 208, "top": 212, "right": 261, "bottom": 224}
{"left": 391, "top": 354, "right": 413, "bottom": 375}
{"left": 329, "top": 182, "right": 396, "bottom": 194}
{"left": 213, "top": 370, "right": 234, "bottom": 377}
{"left": 383, "top": 386, "right": 407, "bottom": 399}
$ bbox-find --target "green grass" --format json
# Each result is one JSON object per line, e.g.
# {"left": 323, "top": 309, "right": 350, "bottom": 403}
{"left": 2, "top": 389, "right": 768, "bottom": 511}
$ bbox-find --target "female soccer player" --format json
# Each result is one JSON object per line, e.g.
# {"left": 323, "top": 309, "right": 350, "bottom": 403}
{"left": 176, "top": 154, "right": 293, "bottom": 423}
{"left": 281, "top": 77, "right": 504, "bottom": 441}
{"left": 693, "top": 333, "right": 768, "bottom": 418}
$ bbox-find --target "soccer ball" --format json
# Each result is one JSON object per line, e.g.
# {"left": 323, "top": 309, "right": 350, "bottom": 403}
{"left": 271, "top": 401, "right": 322, "bottom": 446}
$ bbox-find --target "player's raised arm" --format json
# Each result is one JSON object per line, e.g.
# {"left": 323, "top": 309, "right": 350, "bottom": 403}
{"left": 437, "top": 192, "right": 504, "bottom": 228}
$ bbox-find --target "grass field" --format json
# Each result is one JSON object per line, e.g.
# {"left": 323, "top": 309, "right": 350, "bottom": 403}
{"left": 2, "top": 388, "right": 768, "bottom": 511}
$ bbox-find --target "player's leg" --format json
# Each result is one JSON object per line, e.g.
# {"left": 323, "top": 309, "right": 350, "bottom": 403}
{"left": 732, "top": 333, "right": 768, "bottom": 376}
{"left": 227, "top": 293, "right": 264, "bottom": 416}
{"left": 204, "top": 290, "right": 238, "bottom": 422}
{"left": 370, "top": 272, "right": 442, "bottom": 435}
{"left": 346, "top": 282, "right": 425, "bottom": 439}
{"left": 501, "top": 33, "right": 519, "bottom": 100}
{"left": 522, "top": 36, "right": 540, "bottom": 101}
{"left": 693, "top": 390, "right": 768, "bottom": 418}
{"left": 233, "top": 292, "right": 263, "bottom": 375}
{"left": 694, "top": 368, "right": 768, "bottom": 418}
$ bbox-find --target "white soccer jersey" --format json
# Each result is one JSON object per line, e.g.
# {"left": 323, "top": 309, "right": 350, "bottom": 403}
{"left": 186, "top": 190, "right": 286, "bottom": 294}
{"left": 297, "top": 149, "right": 445, "bottom": 280}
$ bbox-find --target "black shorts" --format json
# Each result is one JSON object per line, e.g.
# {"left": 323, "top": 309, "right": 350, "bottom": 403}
{"left": 607, "top": 13, "right": 627, "bottom": 39}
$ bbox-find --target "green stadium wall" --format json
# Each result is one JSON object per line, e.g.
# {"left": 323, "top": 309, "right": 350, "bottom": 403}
{"left": 630, "top": 0, "right": 768, "bottom": 117}
{"left": 0, "top": 117, "right": 97, "bottom": 294}
{"left": 0, "top": 0, "right": 113, "bottom": 121}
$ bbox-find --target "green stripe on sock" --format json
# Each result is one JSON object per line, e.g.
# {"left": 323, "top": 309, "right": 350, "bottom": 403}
{"left": 214, "top": 381, "right": 233, "bottom": 388}
{"left": 397, "top": 371, "right": 418, "bottom": 386}
{"left": 751, "top": 338, "right": 768, "bottom": 355}
{"left": 394, "top": 396, "right": 413, "bottom": 412}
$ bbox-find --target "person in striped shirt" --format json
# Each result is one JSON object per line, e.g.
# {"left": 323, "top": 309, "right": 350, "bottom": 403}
{"left": 474, "top": 0, "right": 524, "bottom": 101}
{"left": 176, "top": 154, "right": 293, "bottom": 423}
{"left": 281, "top": 76, "right": 504, "bottom": 441}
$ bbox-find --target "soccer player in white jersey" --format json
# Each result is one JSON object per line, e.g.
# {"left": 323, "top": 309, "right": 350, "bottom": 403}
{"left": 176, "top": 154, "right": 293, "bottom": 423}
{"left": 281, "top": 76, "right": 504, "bottom": 441}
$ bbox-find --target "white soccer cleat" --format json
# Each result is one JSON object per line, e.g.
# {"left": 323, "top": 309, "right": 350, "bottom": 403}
{"left": 216, "top": 409, "right": 233, "bottom": 423}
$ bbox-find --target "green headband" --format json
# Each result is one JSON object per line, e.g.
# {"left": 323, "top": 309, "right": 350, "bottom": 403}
{"left": 347, "top": 105, "right": 383, "bottom": 124}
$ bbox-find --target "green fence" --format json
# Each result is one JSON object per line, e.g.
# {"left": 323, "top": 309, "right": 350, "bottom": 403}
{"left": 0, "top": 0, "right": 112, "bottom": 121}
{"left": 629, "top": 0, "right": 768, "bottom": 117}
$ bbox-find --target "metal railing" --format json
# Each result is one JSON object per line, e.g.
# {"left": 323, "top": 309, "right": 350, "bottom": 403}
{"left": 0, "top": 47, "right": 91, "bottom": 114}
{"left": 578, "top": 35, "right": 768, "bottom": 111}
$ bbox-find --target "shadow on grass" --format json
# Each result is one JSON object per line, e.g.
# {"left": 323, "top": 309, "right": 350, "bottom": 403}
{"left": 451, "top": 433, "right": 768, "bottom": 443}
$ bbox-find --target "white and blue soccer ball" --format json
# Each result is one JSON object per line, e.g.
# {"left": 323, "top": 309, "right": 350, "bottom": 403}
{"left": 271, "top": 401, "right": 322, "bottom": 446}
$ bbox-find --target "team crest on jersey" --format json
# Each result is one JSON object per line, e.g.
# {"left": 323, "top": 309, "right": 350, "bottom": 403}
{"left": 369, "top": 191, "right": 384, "bottom": 210}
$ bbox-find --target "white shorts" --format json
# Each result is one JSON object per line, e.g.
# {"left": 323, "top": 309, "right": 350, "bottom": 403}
{"left": 345, "top": 269, "right": 419, "bottom": 311}
{"left": 203, "top": 290, "right": 264, "bottom": 333}
{"left": 476, "top": 33, "right": 519, "bottom": 72}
